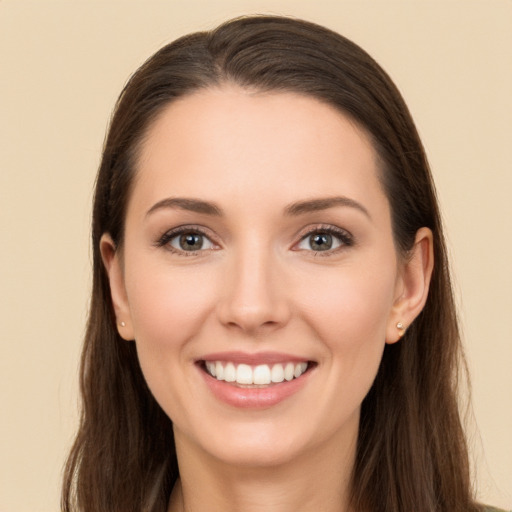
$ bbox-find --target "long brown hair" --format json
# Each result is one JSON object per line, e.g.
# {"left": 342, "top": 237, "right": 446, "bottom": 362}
{"left": 62, "top": 15, "right": 479, "bottom": 512}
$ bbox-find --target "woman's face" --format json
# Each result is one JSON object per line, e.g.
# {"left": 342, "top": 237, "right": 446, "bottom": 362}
{"left": 104, "top": 87, "right": 414, "bottom": 468}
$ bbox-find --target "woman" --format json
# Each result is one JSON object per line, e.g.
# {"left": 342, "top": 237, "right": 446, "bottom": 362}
{"left": 62, "top": 15, "right": 500, "bottom": 512}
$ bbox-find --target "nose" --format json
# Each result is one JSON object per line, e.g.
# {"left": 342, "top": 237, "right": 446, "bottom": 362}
{"left": 216, "top": 244, "right": 291, "bottom": 335}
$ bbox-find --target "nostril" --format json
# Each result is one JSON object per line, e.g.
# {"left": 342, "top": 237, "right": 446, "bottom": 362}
{"left": 220, "top": 305, "right": 286, "bottom": 333}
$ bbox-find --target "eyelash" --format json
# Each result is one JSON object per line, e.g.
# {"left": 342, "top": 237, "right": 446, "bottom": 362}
{"left": 155, "top": 226, "right": 216, "bottom": 257}
{"left": 155, "top": 224, "right": 354, "bottom": 256}
{"left": 295, "top": 224, "right": 354, "bottom": 256}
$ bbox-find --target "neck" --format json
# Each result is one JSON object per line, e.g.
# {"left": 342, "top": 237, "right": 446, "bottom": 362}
{"left": 168, "top": 427, "right": 357, "bottom": 512}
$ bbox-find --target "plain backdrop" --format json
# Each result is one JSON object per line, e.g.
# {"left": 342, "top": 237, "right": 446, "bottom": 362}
{"left": 0, "top": 1, "right": 511, "bottom": 511}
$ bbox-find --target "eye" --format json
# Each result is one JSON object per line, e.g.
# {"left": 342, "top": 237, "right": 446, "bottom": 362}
{"left": 157, "top": 227, "right": 216, "bottom": 254}
{"left": 297, "top": 232, "right": 341, "bottom": 252}
{"left": 170, "top": 232, "right": 214, "bottom": 251}
{"left": 295, "top": 227, "right": 353, "bottom": 253}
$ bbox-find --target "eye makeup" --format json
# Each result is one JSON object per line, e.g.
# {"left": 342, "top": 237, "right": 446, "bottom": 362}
{"left": 153, "top": 222, "right": 355, "bottom": 258}
{"left": 293, "top": 224, "right": 354, "bottom": 256}
{"left": 154, "top": 225, "right": 219, "bottom": 257}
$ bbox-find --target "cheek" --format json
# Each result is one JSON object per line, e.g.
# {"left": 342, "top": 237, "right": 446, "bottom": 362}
{"left": 296, "top": 257, "right": 397, "bottom": 398}
{"left": 315, "top": 271, "right": 394, "bottom": 405}
{"left": 123, "top": 260, "right": 220, "bottom": 389}
{"left": 123, "top": 260, "right": 220, "bottom": 418}
{"left": 126, "top": 262, "right": 215, "bottom": 341}
{"left": 299, "top": 261, "right": 396, "bottom": 342}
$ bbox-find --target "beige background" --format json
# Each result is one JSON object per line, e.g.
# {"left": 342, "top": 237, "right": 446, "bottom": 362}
{"left": 0, "top": 1, "right": 511, "bottom": 511}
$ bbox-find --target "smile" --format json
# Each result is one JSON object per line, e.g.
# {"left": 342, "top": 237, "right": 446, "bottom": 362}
{"left": 204, "top": 361, "right": 309, "bottom": 386}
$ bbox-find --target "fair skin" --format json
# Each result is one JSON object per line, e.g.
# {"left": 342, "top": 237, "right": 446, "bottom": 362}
{"left": 101, "top": 86, "right": 433, "bottom": 512}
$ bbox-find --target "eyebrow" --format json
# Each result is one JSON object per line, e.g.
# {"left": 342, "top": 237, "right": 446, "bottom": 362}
{"left": 284, "top": 196, "right": 371, "bottom": 219}
{"left": 145, "top": 195, "right": 370, "bottom": 219}
{"left": 146, "top": 197, "right": 223, "bottom": 217}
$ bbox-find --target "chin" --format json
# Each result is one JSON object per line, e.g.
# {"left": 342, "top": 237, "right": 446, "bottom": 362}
{"left": 203, "top": 431, "right": 311, "bottom": 469}
{"left": 176, "top": 406, "right": 359, "bottom": 471}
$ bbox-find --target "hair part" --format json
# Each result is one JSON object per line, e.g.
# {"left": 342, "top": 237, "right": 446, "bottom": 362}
{"left": 63, "top": 15, "right": 479, "bottom": 512}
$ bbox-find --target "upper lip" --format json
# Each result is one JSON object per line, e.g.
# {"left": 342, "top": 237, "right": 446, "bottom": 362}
{"left": 197, "top": 351, "right": 313, "bottom": 365}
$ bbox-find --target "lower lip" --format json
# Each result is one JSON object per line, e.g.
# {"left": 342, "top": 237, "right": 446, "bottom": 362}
{"left": 199, "top": 366, "right": 312, "bottom": 409}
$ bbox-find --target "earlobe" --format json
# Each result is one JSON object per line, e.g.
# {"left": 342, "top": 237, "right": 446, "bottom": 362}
{"left": 100, "top": 234, "right": 134, "bottom": 341}
{"left": 386, "top": 227, "right": 434, "bottom": 344}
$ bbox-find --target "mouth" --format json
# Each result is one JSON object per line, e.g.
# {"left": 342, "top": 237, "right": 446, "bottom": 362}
{"left": 196, "top": 352, "right": 316, "bottom": 408}
{"left": 199, "top": 360, "right": 314, "bottom": 387}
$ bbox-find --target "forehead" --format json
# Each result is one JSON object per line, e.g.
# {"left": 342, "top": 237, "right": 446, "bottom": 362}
{"left": 131, "top": 86, "right": 387, "bottom": 217}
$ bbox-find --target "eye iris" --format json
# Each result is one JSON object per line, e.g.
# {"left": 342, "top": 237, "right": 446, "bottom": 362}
{"left": 310, "top": 233, "right": 332, "bottom": 251}
{"left": 179, "top": 233, "right": 203, "bottom": 251}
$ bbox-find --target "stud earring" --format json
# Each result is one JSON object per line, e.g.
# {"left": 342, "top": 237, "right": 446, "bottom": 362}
{"left": 396, "top": 322, "right": 405, "bottom": 337}
{"left": 120, "top": 321, "right": 126, "bottom": 327}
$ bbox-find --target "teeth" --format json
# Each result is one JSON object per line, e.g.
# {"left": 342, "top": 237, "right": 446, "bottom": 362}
{"left": 271, "top": 364, "right": 284, "bottom": 383}
{"left": 284, "top": 362, "right": 294, "bottom": 381}
{"left": 215, "top": 361, "right": 224, "bottom": 381}
{"left": 294, "top": 362, "right": 307, "bottom": 378}
{"left": 224, "top": 362, "right": 236, "bottom": 382}
{"left": 204, "top": 361, "right": 309, "bottom": 385}
{"left": 205, "top": 361, "right": 216, "bottom": 377}
{"left": 236, "top": 364, "right": 253, "bottom": 384}
{"left": 253, "top": 364, "right": 271, "bottom": 385}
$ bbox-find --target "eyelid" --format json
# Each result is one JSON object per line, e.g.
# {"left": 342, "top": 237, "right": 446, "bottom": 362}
{"left": 155, "top": 225, "right": 220, "bottom": 255}
{"left": 155, "top": 223, "right": 353, "bottom": 256}
{"left": 292, "top": 224, "right": 354, "bottom": 253}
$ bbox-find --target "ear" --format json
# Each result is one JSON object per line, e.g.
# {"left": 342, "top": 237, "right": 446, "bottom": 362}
{"left": 386, "top": 227, "right": 434, "bottom": 344}
{"left": 100, "top": 234, "right": 134, "bottom": 341}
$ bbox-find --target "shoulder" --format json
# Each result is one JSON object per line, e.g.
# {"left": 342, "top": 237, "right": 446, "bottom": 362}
{"left": 481, "top": 507, "right": 511, "bottom": 512}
